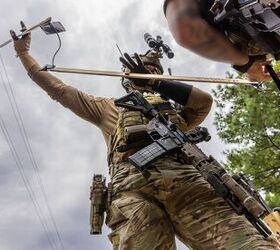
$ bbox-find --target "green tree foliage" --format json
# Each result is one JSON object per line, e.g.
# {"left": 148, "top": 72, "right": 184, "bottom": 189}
{"left": 212, "top": 72, "right": 280, "bottom": 207}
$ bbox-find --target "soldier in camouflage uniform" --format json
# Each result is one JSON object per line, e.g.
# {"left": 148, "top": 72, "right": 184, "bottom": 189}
{"left": 11, "top": 22, "right": 280, "bottom": 249}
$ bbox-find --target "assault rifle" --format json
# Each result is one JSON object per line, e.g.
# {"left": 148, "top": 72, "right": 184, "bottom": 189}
{"left": 114, "top": 90, "right": 280, "bottom": 239}
{"left": 114, "top": 91, "right": 210, "bottom": 171}
{"left": 210, "top": 0, "right": 280, "bottom": 90}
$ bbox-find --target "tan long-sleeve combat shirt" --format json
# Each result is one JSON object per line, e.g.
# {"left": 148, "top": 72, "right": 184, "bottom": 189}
{"left": 19, "top": 54, "right": 213, "bottom": 148}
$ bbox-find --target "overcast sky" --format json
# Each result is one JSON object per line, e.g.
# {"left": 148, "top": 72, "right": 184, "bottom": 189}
{"left": 0, "top": 1, "right": 232, "bottom": 250}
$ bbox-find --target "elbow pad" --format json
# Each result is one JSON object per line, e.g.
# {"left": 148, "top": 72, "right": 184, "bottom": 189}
{"left": 152, "top": 80, "right": 193, "bottom": 106}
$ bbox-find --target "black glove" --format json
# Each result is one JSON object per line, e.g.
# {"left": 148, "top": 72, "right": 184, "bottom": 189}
{"left": 120, "top": 53, "right": 155, "bottom": 89}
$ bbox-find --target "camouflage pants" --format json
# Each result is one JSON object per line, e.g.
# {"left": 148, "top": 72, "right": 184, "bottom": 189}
{"left": 106, "top": 157, "right": 280, "bottom": 250}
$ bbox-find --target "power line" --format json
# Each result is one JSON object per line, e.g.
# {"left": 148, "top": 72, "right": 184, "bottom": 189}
{"left": 0, "top": 55, "right": 65, "bottom": 250}
{"left": 0, "top": 115, "right": 57, "bottom": 250}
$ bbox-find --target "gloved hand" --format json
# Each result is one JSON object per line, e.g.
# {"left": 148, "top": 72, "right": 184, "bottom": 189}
{"left": 119, "top": 53, "right": 156, "bottom": 91}
{"left": 10, "top": 21, "right": 31, "bottom": 57}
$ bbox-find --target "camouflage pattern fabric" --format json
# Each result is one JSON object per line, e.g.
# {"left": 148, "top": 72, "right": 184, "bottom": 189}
{"left": 106, "top": 156, "right": 280, "bottom": 250}
{"left": 13, "top": 32, "right": 278, "bottom": 249}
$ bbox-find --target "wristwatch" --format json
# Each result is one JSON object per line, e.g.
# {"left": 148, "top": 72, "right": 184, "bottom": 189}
{"left": 232, "top": 55, "right": 266, "bottom": 73}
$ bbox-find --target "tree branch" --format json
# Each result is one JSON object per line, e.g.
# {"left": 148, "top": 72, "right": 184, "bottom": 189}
{"left": 260, "top": 117, "right": 280, "bottom": 150}
{"left": 255, "top": 145, "right": 274, "bottom": 153}
{"left": 261, "top": 183, "right": 280, "bottom": 192}
{"left": 253, "top": 166, "right": 280, "bottom": 177}
{"left": 265, "top": 135, "right": 280, "bottom": 150}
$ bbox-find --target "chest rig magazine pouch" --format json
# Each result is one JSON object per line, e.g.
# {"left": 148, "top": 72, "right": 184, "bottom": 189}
{"left": 114, "top": 90, "right": 280, "bottom": 241}
{"left": 110, "top": 93, "right": 189, "bottom": 156}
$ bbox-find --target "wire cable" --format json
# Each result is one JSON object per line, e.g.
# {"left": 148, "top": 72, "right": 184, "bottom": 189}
{"left": 51, "top": 32, "right": 62, "bottom": 67}
{"left": 0, "top": 115, "right": 57, "bottom": 250}
{"left": 0, "top": 54, "right": 65, "bottom": 250}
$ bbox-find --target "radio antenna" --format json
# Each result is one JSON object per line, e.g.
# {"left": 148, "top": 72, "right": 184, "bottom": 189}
{"left": 116, "top": 43, "right": 124, "bottom": 58}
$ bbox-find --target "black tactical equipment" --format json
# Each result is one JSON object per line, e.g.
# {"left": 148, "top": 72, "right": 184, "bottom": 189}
{"left": 40, "top": 21, "right": 66, "bottom": 35}
{"left": 114, "top": 90, "right": 277, "bottom": 238}
{"left": 114, "top": 91, "right": 210, "bottom": 171}
{"left": 211, "top": 0, "right": 280, "bottom": 56}
{"left": 210, "top": 0, "right": 280, "bottom": 90}
{"left": 144, "top": 33, "right": 174, "bottom": 59}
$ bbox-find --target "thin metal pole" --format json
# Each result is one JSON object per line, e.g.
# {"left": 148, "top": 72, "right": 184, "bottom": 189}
{"left": 49, "top": 67, "right": 258, "bottom": 86}
{"left": 0, "top": 17, "right": 52, "bottom": 49}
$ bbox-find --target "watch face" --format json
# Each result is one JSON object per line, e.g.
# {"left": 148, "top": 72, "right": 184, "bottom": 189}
{"left": 238, "top": 0, "right": 256, "bottom": 7}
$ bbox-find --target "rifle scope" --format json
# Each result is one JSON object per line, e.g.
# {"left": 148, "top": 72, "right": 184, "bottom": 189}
{"left": 144, "top": 33, "right": 174, "bottom": 59}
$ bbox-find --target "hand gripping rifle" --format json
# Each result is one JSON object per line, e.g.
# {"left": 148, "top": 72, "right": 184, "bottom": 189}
{"left": 114, "top": 90, "right": 280, "bottom": 239}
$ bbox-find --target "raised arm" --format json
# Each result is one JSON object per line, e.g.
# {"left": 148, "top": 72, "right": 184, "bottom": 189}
{"left": 10, "top": 22, "right": 110, "bottom": 128}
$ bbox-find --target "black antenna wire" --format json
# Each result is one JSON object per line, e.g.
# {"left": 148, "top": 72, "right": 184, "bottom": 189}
{"left": 43, "top": 23, "right": 63, "bottom": 70}
{"left": 51, "top": 32, "right": 62, "bottom": 67}
{"left": 116, "top": 43, "right": 124, "bottom": 58}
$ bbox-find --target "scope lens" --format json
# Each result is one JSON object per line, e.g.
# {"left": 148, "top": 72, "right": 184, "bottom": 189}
{"left": 144, "top": 33, "right": 157, "bottom": 48}
{"left": 168, "top": 52, "right": 174, "bottom": 59}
